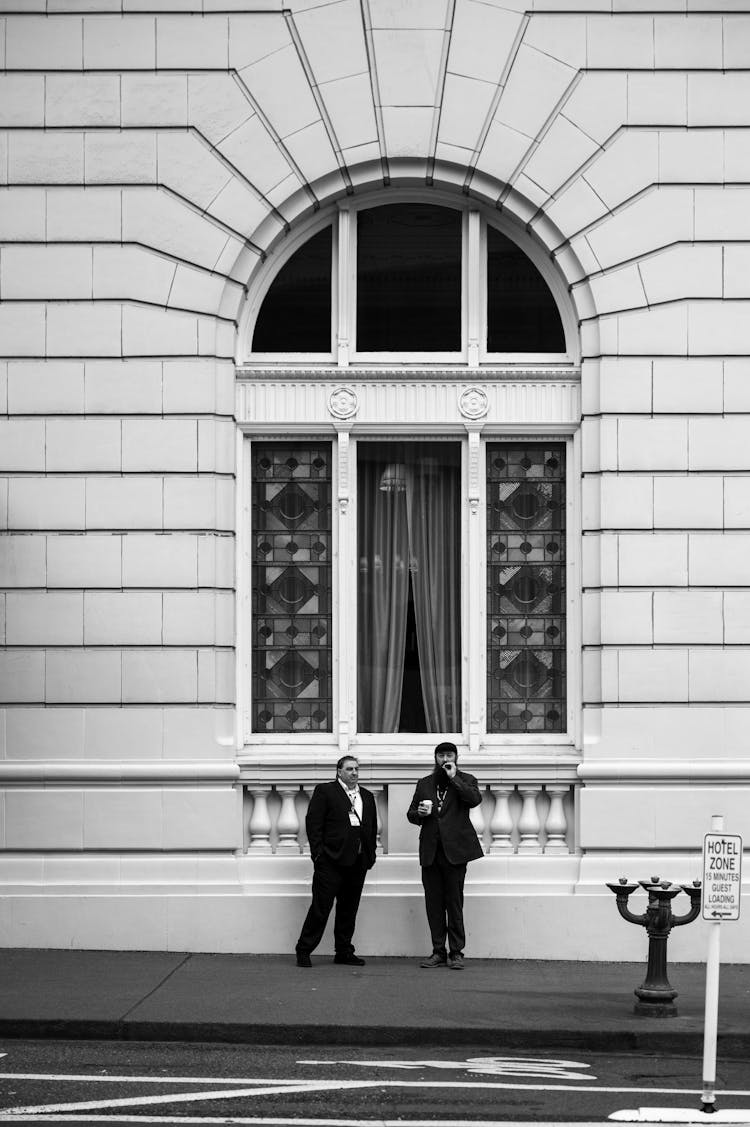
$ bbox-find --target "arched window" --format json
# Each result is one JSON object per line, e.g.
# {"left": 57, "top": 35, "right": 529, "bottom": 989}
{"left": 249, "top": 203, "right": 568, "bottom": 361}
{"left": 242, "top": 197, "right": 577, "bottom": 746}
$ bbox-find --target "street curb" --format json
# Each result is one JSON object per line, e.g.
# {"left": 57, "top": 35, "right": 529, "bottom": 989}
{"left": 1, "top": 1020, "right": 749, "bottom": 1057}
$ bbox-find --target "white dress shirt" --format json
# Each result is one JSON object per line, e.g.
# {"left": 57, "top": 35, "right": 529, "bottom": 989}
{"left": 338, "top": 778, "right": 363, "bottom": 821}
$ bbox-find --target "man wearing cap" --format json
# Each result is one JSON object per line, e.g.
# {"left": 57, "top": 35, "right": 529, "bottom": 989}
{"left": 407, "top": 742, "right": 484, "bottom": 970}
{"left": 295, "top": 756, "right": 377, "bottom": 968}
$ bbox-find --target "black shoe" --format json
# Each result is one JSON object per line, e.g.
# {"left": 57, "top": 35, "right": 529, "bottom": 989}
{"left": 334, "top": 953, "right": 366, "bottom": 966}
{"left": 296, "top": 950, "right": 312, "bottom": 967}
{"left": 420, "top": 952, "right": 448, "bottom": 968}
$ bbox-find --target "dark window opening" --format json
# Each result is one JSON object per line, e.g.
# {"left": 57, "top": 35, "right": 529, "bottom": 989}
{"left": 252, "top": 226, "right": 332, "bottom": 353}
{"left": 356, "top": 204, "right": 462, "bottom": 351}
{"left": 398, "top": 578, "right": 428, "bottom": 733}
{"left": 487, "top": 226, "right": 565, "bottom": 353}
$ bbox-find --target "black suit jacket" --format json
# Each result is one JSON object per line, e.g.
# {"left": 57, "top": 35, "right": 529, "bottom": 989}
{"left": 407, "top": 769, "right": 484, "bottom": 867}
{"left": 306, "top": 780, "right": 377, "bottom": 870}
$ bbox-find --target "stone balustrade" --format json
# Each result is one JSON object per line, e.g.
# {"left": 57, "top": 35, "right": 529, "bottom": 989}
{"left": 243, "top": 781, "right": 577, "bottom": 856}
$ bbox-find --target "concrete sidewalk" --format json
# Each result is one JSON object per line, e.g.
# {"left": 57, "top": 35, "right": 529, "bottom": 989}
{"left": 1, "top": 950, "right": 749, "bottom": 1055}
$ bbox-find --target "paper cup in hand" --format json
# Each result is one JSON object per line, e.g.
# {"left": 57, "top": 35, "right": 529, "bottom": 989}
{"left": 422, "top": 799, "right": 433, "bottom": 814}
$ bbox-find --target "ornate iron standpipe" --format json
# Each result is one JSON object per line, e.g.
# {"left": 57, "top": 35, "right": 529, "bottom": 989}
{"left": 605, "top": 876, "right": 702, "bottom": 1017}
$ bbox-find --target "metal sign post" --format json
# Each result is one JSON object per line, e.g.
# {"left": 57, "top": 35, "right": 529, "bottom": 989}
{"left": 700, "top": 815, "right": 743, "bottom": 1113}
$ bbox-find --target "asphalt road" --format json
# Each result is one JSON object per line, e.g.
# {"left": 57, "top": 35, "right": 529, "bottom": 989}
{"left": 1, "top": 1039, "right": 749, "bottom": 1125}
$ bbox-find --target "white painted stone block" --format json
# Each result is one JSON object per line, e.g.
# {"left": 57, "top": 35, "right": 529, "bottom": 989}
{"left": 725, "top": 130, "right": 750, "bottom": 181}
{"left": 524, "top": 12, "right": 586, "bottom": 67}
{"left": 0, "top": 75, "right": 44, "bottom": 127}
{"left": 122, "top": 650, "right": 198, "bottom": 703}
{"left": 163, "top": 705, "right": 234, "bottom": 758}
{"left": 46, "top": 419, "right": 122, "bottom": 472}
{"left": 589, "top": 131, "right": 658, "bottom": 212}
{"left": 0, "top": 535, "right": 46, "bottom": 588}
{"left": 83, "top": 788, "right": 163, "bottom": 849}
{"left": 168, "top": 263, "right": 230, "bottom": 318}
{"left": 122, "top": 306, "right": 199, "bottom": 358}
{"left": 689, "top": 301, "right": 750, "bottom": 356}
{"left": 601, "top": 590, "right": 653, "bottom": 645}
{"left": 724, "top": 360, "right": 750, "bottom": 413}
{"left": 46, "top": 187, "right": 122, "bottom": 241}
{"left": 546, "top": 179, "right": 607, "bottom": 241}
{"left": 46, "top": 75, "right": 121, "bottom": 127}
{"left": 5, "top": 790, "right": 84, "bottom": 850}
{"left": 653, "top": 476, "right": 723, "bottom": 530}
{"left": 587, "top": 14, "right": 653, "bottom": 67}
{"left": 5, "top": 707, "right": 84, "bottom": 759}
{"left": 163, "top": 591, "right": 223, "bottom": 645}
{"left": 618, "top": 417, "right": 688, "bottom": 471}
{"left": 0, "top": 188, "right": 45, "bottom": 240}
{"left": 689, "top": 649, "right": 750, "bottom": 703}
{"left": 197, "top": 534, "right": 235, "bottom": 588}
{"left": 7, "top": 361, "right": 84, "bottom": 415}
{"left": 450, "top": 0, "right": 522, "bottom": 82}
{"left": 695, "top": 188, "right": 750, "bottom": 241}
{"left": 47, "top": 534, "right": 122, "bottom": 589}
{"left": 46, "top": 649, "right": 122, "bottom": 704}
{"left": 9, "top": 131, "right": 84, "bottom": 184}
{"left": 243, "top": 45, "right": 318, "bottom": 137}
{"left": 162, "top": 360, "right": 233, "bottom": 415}
{"left": 618, "top": 648, "right": 688, "bottom": 703}
{"left": 724, "top": 478, "right": 750, "bottom": 529}
{"left": 5, "top": 592, "right": 83, "bottom": 646}
{"left": 83, "top": 706, "right": 163, "bottom": 761}
{"left": 600, "top": 475, "right": 653, "bottom": 530}
{"left": 0, "top": 303, "right": 45, "bottom": 357}
{"left": 495, "top": 45, "right": 574, "bottom": 139}
{"left": 525, "top": 117, "right": 598, "bottom": 196}
{"left": 563, "top": 72, "right": 627, "bottom": 145}
{"left": 46, "top": 304, "right": 123, "bottom": 359}
{"left": 596, "top": 359, "right": 651, "bottom": 414}
{"left": 163, "top": 787, "right": 239, "bottom": 848}
{"left": 627, "top": 73, "right": 687, "bottom": 126}
{"left": 122, "top": 534, "right": 198, "bottom": 588}
{"left": 619, "top": 533, "right": 688, "bottom": 586}
{"left": 475, "top": 120, "right": 529, "bottom": 184}
{"left": 640, "top": 246, "right": 722, "bottom": 306}
{"left": 84, "top": 592, "right": 162, "bottom": 646}
{"left": 156, "top": 14, "right": 228, "bottom": 67}
{"left": 197, "top": 419, "right": 234, "bottom": 475}
{"left": 84, "top": 360, "right": 162, "bottom": 415}
{"left": 283, "top": 121, "right": 338, "bottom": 189}
{"left": 85, "top": 131, "right": 157, "bottom": 186}
{"left": 217, "top": 115, "right": 294, "bottom": 197}
{"left": 6, "top": 15, "right": 82, "bottom": 68}
{"left": 372, "top": 28, "right": 444, "bottom": 106}
{"left": 587, "top": 265, "right": 645, "bottom": 318}
{"left": 587, "top": 189, "right": 693, "bottom": 271}
{"left": 121, "top": 74, "right": 188, "bottom": 127}
{"left": 724, "top": 592, "right": 750, "bottom": 644}
{"left": 652, "top": 359, "right": 723, "bottom": 414}
{"left": 0, "top": 651, "right": 45, "bottom": 703}
{"left": 689, "top": 418, "right": 750, "bottom": 471}
{"left": 85, "top": 477, "right": 163, "bottom": 531}
{"left": 295, "top": 0, "right": 369, "bottom": 84}
{"left": 156, "top": 132, "right": 232, "bottom": 213}
{"left": 616, "top": 302, "right": 690, "bottom": 357}
{"left": 187, "top": 72, "right": 253, "bottom": 145}
{"left": 93, "top": 246, "right": 174, "bottom": 306}
{"left": 163, "top": 477, "right": 234, "bottom": 531}
{"left": 0, "top": 420, "right": 45, "bottom": 472}
{"left": 582, "top": 531, "right": 618, "bottom": 588}
{"left": 381, "top": 107, "right": 433, "bottom": 158}
{"left": 582, "top": 589, "right": 601, "bottom": 646}
{"left": 688, "top": 74, "right": 750, "bottom": 127}
{"left": 318, "top": 73, "right": 378, "bottom": 151}
{"left": 122, "top": 420, "right": 197, "bottom": 473}
{"left": 83, "top": 14, "right": 156, "bottom": 67}
{"left": 658, "top": 129, "right": 723, "bottom": 183}
{"left": 654, "top": 15, "right": 722, "bottom": 68}
{"left": 654, "top": 590, "right": 723, "bottom": 645}
{"left": 724, "top": 246, "right": 750, "bottom": 300}
{"left": 689, "top": 533, "right": 750, "bottom": 586}
{"left": 8, "top": 478, "right": 85, "bottom": 531}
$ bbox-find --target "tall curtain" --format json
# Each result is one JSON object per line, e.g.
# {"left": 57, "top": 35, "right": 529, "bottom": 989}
{"left": 357, "top": 461, "right": 409, "bottom": 731}
{"left": 407, "top": 460, "right": 461, "bottom": 731}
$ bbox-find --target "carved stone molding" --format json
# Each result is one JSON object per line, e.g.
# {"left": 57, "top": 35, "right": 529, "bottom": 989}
{"left": 328, "top": 385, "right": 358, "bottom": 419}
{"left": 238, "top": 366, "right": 580, "bottom": 382}
{"left": 459, "top": 385, "right": 489, "bottom": 420}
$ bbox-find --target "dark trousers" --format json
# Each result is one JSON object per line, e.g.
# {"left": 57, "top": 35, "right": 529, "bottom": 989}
{"left": 421, "top": 841, "right": 467, "bottom": 958}
{"left": 296, "top": 854, "right": 367, "bottom": 956}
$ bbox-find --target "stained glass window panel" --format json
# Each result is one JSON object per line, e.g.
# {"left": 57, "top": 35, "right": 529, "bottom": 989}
{"left": 486, "top": 444, "right": 566, "bottom": 733}
{"left": 252, "top": 444, "right": 332, "bottom": 732}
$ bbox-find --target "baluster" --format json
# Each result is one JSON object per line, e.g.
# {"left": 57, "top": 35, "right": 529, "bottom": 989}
{"left": 543, "top": 785, "right": 570, "bottom": 855}
{"left": 469, "top": 788, "right": 486, "bottom": 852}
{"left": 247, "top": 787, "right": 273, "bottom": 854}
{"left": 370, "top": 785, "right": 385, "bottom": 853}
{"left": 276, "top": 786, "right": 301, "bottom": 855}
{"left": 489, "top": 785, "right": 515, "bottom": 854}
{"left": 517, "top": 785, "right": 542, "bottom": 854}
{"left": 298, "top": 786, "right": 311, "bottom": 854}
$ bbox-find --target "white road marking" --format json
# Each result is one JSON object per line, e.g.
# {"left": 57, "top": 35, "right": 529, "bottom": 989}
{"left": 299, "top": 1055, "right": 596, "bottom": 1079}
{"left": 611, "top": 1109, "right": 750, "bottom": 1124}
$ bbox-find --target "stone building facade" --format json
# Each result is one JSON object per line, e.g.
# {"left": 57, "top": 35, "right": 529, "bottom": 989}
{"left": 0, "top": 0, "right": 748, "bottom": 958}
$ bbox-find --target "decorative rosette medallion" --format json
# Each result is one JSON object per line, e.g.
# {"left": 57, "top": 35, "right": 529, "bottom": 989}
{"left": 458, "top": 385, "right": 489, "bottom": 420}
{"left": 328, "top": 386, "right": 358, "bottom": 420}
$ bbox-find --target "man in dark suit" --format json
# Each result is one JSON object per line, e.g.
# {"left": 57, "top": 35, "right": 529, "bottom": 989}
{"left": 407, "top": 741, "right": 484, "bottom": 970}
{"left": 295, "top": 756, "right": 377, "bottom": 968}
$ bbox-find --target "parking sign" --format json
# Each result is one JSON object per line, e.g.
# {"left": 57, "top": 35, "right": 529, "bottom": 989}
{"left": 702, "top": 833, "right": 743, "bottom": 921}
